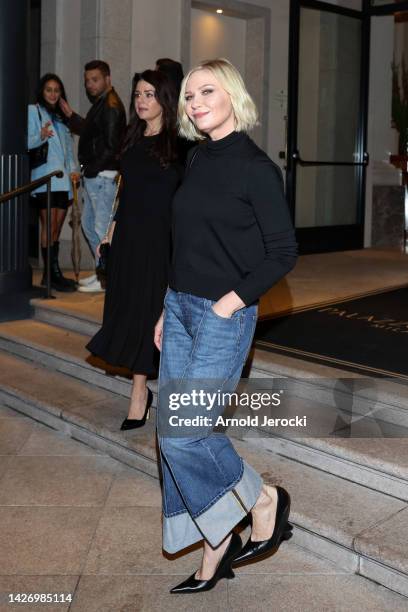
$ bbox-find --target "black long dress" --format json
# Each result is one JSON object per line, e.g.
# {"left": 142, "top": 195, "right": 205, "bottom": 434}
{"left": 87, "top": 135, "right": 183, "bottom": 376}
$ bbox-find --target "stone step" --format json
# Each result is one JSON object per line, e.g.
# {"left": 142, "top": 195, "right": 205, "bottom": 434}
{"left": 32, "top": 297, "right": 101, "bottom": 337}
{"left": 1, "top": 318, "right": 407, "bottom": 504}
{"left": 1, "top": 318, "right": 408, "bottom": 503}
{"left": 251, "top": 349, "right": 408, "bottom": 430}
{"left": 32, "top": 298, "right": 408, "bottom": 430}
{"left": 0, "top": 351, "right": 408, "bottom": 599}
{"left": 256, "top": 435, "right": 408, "bottom": 502}
{"left": 0, "top": 318, "right": 139, "bottom": 400}
{"left": 0, "top": 351, "right": 157, "bottom": 478}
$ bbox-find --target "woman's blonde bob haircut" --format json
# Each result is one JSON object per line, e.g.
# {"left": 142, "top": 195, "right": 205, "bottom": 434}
{"left": 178, "top": 58, "right": 259, "bottom": 141}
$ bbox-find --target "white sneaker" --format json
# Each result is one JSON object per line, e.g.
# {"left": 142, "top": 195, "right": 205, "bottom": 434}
{"left": 78, "top": 279, "right": 105, "bottom": 293}
{"left": 78, "top": 273, "right": 97, "bottom": 287}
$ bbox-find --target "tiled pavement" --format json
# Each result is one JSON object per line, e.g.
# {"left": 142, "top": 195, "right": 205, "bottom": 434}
{"left": 0, "top": 406, "right": 407, "bottom": 612}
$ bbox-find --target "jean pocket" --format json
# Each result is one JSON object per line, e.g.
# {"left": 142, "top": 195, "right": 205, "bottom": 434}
{"left": 164, "top": 287, "right": 177, "bottom": 308}
{"left": 209, "top": 304, "right": 241, "bottom": 321}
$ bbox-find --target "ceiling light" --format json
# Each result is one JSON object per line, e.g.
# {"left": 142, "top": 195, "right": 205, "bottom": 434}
{"left": 216, "top": 9, "right": 223, "bottom": 14}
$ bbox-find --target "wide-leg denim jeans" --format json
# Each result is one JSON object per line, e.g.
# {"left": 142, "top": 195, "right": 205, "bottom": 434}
{"left": 157, "top": 289, "right": 263, "bottom": 553}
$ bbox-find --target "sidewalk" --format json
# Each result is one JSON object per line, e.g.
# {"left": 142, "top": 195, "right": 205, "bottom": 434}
{"left": 0, "top": 405, "right": 407, "bottom": 612}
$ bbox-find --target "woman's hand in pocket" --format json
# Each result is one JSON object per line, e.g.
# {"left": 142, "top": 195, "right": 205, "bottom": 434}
{"left": 211, "top": 302, "right": 234, "bottom": 319}
{"left": 212, "top": 291, "right": 245, "bottom": 318}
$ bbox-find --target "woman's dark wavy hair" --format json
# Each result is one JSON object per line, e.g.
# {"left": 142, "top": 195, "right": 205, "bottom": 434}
{"left": 156, "top": 58, "right": 184, "bottom": 96}
{"left": 121, "top": 69, "right": 179, "bottom": 168}
{"left": 36, "top": 73, "right": 68, "bottom": 123}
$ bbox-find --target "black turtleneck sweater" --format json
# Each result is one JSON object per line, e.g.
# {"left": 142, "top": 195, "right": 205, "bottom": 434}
{"left": 169, "top": 130, "right": 297, "bottom": 306}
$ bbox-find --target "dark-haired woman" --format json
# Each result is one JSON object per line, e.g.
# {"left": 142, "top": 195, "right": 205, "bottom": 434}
{"left": 87, "top": 70, "right": 185, "bottom": 429}
{"left": 28, "top": 73, "right": 80, "bottom": 291}
{"left": 156, "top": 58, "right": 184, "bottom": 97}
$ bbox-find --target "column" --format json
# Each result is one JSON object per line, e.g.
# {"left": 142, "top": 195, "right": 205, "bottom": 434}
{"left": 0, "top": 0, "right": 31, "bottom": 295}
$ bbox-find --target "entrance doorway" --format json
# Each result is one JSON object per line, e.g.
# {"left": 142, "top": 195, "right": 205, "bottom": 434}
{"left": 287, "top": 0, "right": 408, "bottom": 254}
{"left": 287, "top": 0, "right": 370, "bottom": 254}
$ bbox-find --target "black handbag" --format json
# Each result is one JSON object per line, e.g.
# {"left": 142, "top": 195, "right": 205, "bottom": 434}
{"left": 96, "top": 175, "right": 122, "bottom": 281}
{"left": 28, "top": 105, "right": 49, "bottom": 170}
{"left": 96, "top": 242, "right": 110, "bottom": 279}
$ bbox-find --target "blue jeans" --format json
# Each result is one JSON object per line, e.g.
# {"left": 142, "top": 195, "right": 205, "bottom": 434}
{"left": 157, "top": 289, "right": 263, "bottom": 553}
{"left": 82, "top": 175, "right": 117, "bottom": 258}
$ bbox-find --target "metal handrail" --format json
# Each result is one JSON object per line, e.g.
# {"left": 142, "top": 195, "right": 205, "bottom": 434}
{"left": 0, "top": 170, "right": 63, "bottom": 203}
{"left": 0, "top": 169, "right": 64, "bottom": 299}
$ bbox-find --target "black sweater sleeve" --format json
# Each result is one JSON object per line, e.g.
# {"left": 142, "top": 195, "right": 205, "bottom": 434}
{"left": 233, "top": 153, "right": 298, "bottom": 306}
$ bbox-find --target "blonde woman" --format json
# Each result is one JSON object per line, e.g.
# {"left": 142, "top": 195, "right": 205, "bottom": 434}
{"left": 154, "top": 59, "right": 297, "bottom": 594}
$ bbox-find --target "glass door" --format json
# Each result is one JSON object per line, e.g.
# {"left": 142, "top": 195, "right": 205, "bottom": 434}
{"left": 286, "top": 0, "right": 370, "bottom": 254}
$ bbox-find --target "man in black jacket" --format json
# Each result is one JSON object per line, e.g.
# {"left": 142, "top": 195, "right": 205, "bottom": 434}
{"left": 60, "top": 60, "right": 126, "bottom": 292}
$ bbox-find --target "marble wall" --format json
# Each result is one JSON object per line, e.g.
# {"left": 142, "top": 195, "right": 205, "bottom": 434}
{"left": 79, "top": 0, "right": 132, "bottom": 113}
{"left": 187, "top": 2, "right": 269, "bottom": 147}
{"left": 41, "top": 0, "right": 132, "bottom": 120}
{"left": 372, "top": 185, "right": 405, "bottom": 249}
{"left": 191, "top": 9, "right": 247, "bottom": 77}
{"left": 131, "top": 0, "right": 182, "bottom": 76}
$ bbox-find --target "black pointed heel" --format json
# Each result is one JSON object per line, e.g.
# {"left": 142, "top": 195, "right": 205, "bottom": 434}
{"left": 120, "top": 388, "right": 153, "bottom": 430}
{"left": 170, "top": 532, "right": 242, "bottom": 594}
{"left": 232, "top": 485, "right": 291, "bottom": 566}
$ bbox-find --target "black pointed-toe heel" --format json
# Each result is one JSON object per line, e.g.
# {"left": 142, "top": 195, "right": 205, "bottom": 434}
{"left": 120, "top": 388, "right": 153, "bottom": 431}
{"left": 232, "top": 486, "right": 291, "bottom": 566}
{"left": 170, "top": 532, "right": 242, "bottom": 594}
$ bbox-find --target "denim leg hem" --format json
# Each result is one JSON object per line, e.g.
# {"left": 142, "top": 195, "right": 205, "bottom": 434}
{"left": 196, "top": 460, "right": 263, "bottom": 548}
{"left": 162, "top": 460, "right": 263, "bottom": 553}
{"left": 163, "top": 510, "right": 203, "bottom": 554}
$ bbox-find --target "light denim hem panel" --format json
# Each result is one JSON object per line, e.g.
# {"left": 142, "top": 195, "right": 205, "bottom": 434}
{"left": 162, "top": 460, "right": 263, "bottom": 553}
{"left": 162, "top": 510, "right": 203, "bottom": 554}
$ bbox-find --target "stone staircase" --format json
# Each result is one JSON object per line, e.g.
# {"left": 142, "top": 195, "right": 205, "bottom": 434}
{"left": 0, "top": 298, "right": 407, "bottom": 600}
